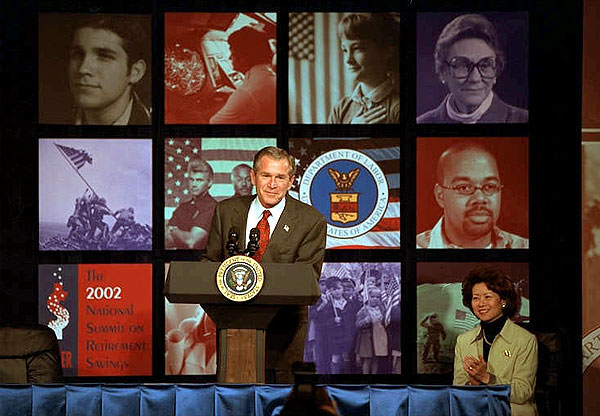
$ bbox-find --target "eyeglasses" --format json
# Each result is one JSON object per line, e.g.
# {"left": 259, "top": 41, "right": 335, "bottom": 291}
{"left": 439, "top": 182, "right": 503, "bottom": 196}
{"left": 445, "top": 56, "right": 497, "bottom": 80}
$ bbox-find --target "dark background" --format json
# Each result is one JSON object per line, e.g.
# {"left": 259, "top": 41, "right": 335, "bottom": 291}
{"left": 416, "top": 11, "right": 529, "bottom": 117}
{"left": 0, "top": 0, "right": 582, "bottom": 414}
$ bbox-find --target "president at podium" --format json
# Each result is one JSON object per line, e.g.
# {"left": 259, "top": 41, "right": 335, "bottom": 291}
{"left": 203, "top": 146, "right": 327, "bottom": 382}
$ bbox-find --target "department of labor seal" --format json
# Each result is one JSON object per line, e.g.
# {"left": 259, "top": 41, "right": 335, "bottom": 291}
{"left": 216, "top": 255, "right": 264, "bottom": 302}
{"left": 299, "top": 149, "right": 388, "bottom": 239}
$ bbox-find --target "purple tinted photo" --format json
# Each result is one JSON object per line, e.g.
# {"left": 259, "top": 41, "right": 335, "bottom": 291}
{"left": 305, "top": 262, "right": 401, "bottom": 375}
{"left": 39, "top": 139, "right": 152, "bottom": 251}
{"left": 416, "top": 12, "right": 528, "bottom": 124}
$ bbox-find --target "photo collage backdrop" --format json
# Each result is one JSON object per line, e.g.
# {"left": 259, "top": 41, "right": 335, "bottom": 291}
{"left": 34, "top": 5, "right": 532, "bottom": 380}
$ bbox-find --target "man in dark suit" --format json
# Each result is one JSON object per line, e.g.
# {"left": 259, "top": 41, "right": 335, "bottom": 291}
{"left": 204, "top": 146, "right": 327, "bottom": 382}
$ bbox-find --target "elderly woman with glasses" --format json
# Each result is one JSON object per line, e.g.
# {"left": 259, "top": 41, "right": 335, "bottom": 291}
{"left": 417, "top": 14, "right": 528, "bottom": 124}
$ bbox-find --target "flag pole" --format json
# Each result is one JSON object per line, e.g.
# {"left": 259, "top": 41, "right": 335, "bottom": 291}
{"left": 54, "top": 142, "right": 99, "bottom": 197}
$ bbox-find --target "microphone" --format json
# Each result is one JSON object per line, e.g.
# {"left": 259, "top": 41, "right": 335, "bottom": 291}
{"left": 246, "top": 227, "right": 260, "bottom": 257}
{"left": 226, "top": 226, "right": 240, "bottom": 257}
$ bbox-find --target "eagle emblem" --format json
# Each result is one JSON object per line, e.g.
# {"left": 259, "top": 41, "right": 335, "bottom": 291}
{"left": 232, "top": 266, "right": 252, "bottom": 291}
{"left": 328, "top": 168, "right": 360, "bottom": 191}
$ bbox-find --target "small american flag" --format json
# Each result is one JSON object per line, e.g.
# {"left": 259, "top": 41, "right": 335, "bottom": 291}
{"left": 454, "top": 308, "right": 479, "bottom": 332}
{"left": 384, "top": 275, "right": 401, "bottom": 326}
{"left": 54, "top": 143, "right": 92, "bottom": 170}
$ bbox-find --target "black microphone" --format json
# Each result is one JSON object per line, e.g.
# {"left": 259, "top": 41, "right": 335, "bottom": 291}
{"left": 226, "top": 226, "right": 240, "bottom": 257}
{"left": 246, "top": 227, "right": 260, "bottom": 257}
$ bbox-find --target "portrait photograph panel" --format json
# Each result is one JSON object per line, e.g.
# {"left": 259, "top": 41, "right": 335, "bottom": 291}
{"left": 39, "top": 138, "right": 152, "bottom": 251}
{"left": 417, "top": 262, "right": 530, "bottom": 375}
{"left": 289, "top": 12, "right": 401, "bottom": 124}
{"left": 164, "top": 137, "right": 276, "bottom": 250}
{"left": 165, "top": 13, "right": 277, "bottom": 124}
{"left": 416, "top": 12, "right": 528, "bottom": 124}
{"left": 416, "top": 137, "right": 529, "bottom": 249}
{"left": 306, "top": 262, "right": 401, "bottom": 375}
{"left": 289, "top": 137, "right": 400, "bottom": 249}
{"left": 38, "top": 13, "right": 152, "bottom": 125}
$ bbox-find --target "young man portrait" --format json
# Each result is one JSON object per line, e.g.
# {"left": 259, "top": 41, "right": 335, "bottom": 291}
{"left": 39, "top": 14, "right": 151, "bottom": 125}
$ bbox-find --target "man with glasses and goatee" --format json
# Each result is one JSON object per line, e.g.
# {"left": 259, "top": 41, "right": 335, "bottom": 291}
{"left": 417, "top": 142, "right": 528, "bottom": 249}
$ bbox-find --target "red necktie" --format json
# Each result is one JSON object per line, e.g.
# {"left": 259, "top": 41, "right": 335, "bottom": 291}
{"left": 253, "top": 210, "right": 271, "bottom": 262}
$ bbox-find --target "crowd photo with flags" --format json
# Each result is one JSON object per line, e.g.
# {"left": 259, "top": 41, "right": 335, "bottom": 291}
{"left": 305, "top": 262, "right": 401, "bottom": 375}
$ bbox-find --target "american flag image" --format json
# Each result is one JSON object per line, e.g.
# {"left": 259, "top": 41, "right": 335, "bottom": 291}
{"left": 383, "top": 275, "right": 401, "bottom": 326}
{"left": 288, "top": 13, "right": 355, "bottom": 124}
{"left": 289, "top": 137, "right": 400, "bottom": 249}
{"left": 54, "top": 143, "right": 93, "bottom": 170}
{"left": 164, "top": 138, "right": 276, "bottom": 219}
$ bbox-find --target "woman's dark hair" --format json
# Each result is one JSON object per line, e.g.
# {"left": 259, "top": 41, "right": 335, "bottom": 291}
{"left": 461, "top": 265, "right": 520, "bottom": 318}
{"left": 434, "top": 14, "right": 505, "bottom": 78}
{"left": 338, "top": 13, "right": 400, "bottom": 75}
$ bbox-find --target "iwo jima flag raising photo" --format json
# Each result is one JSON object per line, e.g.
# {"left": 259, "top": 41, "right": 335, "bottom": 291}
{"left": 39, "top": 139, "right": 152, "bottom": 251}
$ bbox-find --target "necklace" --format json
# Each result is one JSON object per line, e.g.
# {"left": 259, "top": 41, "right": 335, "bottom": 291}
{"left": 482, "top": 330, "right": 494, "bottom": 346}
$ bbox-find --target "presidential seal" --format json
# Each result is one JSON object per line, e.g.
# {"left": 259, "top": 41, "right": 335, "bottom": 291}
{"left": 299, "top": 149, "right": 388, "bottom": 240}
{"left": 216, "top": 255, "right": 264, "bottom": 302}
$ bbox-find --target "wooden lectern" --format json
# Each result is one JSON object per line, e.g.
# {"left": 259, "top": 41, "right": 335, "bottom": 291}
{"left": 165, "top": 261, "right": 320, "bottom": 383}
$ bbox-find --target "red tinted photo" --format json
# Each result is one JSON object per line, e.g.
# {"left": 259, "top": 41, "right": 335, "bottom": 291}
{"left": 417, "top": 137, "right": 528, "bottom": 249}
{"left": 165, "top": 13, "right": 277, "bottom": 124}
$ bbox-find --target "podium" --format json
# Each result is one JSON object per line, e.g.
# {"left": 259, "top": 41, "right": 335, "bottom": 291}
{"left": 165, "top": 261, "right": 320, "bottom": 383}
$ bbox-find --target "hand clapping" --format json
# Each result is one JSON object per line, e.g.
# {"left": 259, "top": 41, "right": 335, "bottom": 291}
{"left": 463, "top": 354, "right": 490, "bottom": 384}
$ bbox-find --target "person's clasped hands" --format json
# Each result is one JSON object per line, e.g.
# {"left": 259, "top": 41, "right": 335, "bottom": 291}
{"left": 351, "top": 105, "right": 386, "bottom": 124}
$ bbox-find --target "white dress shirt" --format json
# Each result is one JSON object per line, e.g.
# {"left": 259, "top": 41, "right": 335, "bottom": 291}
{"left": 245, "top": 196, "right": 286, "bottom": 247}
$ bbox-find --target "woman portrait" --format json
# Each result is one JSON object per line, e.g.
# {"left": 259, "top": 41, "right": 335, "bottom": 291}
{"left": 417, "top": 13, "right": 528, "bottom": 124}
{"left": 328, "top": 13, "right": 400, "bottom": 124}
{"left": 454, "top": 265, "right": 537, "bottom": 416}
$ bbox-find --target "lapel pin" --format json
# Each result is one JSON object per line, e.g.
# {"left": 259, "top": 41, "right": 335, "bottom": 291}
{"left": 503, "top": 350, "right": 511, "bottom": 358}
{"left": 283, "top": 224, "right": 290, "bottom": 232}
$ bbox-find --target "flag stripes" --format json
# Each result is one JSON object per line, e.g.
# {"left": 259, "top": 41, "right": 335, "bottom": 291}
{"left": 289, "top": 13, "right": 354, "bottom": 123}
{"left": 54, "top": 143, "right": 92, "bottom": 170}
{"left": 164, "top": 138, "right": 276, "bottom": 215}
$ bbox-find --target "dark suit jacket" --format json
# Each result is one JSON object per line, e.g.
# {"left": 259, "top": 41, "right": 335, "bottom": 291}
{"left": 204, "top": 195, "right": 326, "bottom": 280}
{"left": 0, "top": 324, "right": 62, "bottom": 383}
{"left": 203, "top": 194, "right": 327, "bottom": 377}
